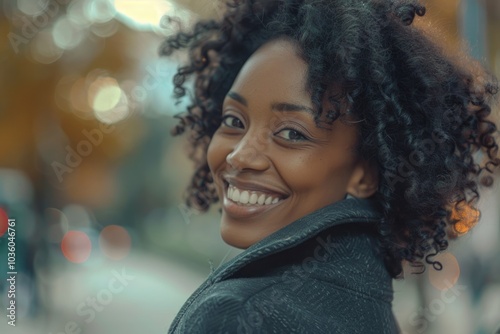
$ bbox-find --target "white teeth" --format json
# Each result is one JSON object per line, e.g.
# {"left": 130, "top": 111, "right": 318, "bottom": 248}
{"left": 226, "top": 184, "right": 282, "bottom": 206}
{"left": 232, "top": 189, "right": 240, "bottom": 202}
{"left": 240, "top": 191, "right": 249, "bottom": 204}
{"left": 249, "top": 193, "right": 258, "bottom": 204}
{"left": 257, "top": 194, "right": 265, "bottom": 205}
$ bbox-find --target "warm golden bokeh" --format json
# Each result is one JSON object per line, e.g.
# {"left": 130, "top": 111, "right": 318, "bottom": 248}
{"left": 451, "top": 201, "right": 480, "bottom": 234}
{"left": 428, "top": 252, "right": 461, "bottom": 290}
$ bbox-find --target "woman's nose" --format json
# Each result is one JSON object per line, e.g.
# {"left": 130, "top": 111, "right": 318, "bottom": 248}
{"left": 225, "top": 135, "right": 270, "bottom": 171}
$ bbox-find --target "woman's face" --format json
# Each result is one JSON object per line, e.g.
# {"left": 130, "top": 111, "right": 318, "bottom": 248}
{"left": 207, "top": 38, "right": 375, "bottom": 248}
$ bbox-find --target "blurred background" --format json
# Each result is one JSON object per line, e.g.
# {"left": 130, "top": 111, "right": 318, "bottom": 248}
{"left": 0, "top": 0, "right": 499, "bottom": 333}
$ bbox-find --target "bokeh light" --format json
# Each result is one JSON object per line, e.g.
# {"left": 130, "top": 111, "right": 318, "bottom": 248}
{"left": 69, "top": 77, "right": 93, "bottom": 118}
{"left": 61, "top": 230, "right": 92, "bottom": 263}
{"left": 0, "top": 208, "right": 8, "bottom": 237}
{"left": 67, "top": 0, "right": 92, "bottom": 28}
{"left": 451, "top": 201, "right": 480, "bottom": 234}
{"left": 0, "top": 170, "right": 33, "bottom": 203}
{"left": 55, "top": 75, "right": 79, "bottom": 111}
{"left": 30, "top": 30, "right": 64, "bottom": 64}
{"left": 428, "top": 252, "right": 461, "bottom": 291}
{"left": 89, "top": 76, "right": 130, "bottom": 124}
{"left": 91, "top": 20, "right": 119, "bottom": 38}
{"left": 53, "top": 17, "right": 85, "bottom": 50}
{"left": 84, "top": 0, "right": 116, "bottom": 24}
{"left": 45, "top": 208, "right": 69, "bottom": 244}
{"left": 99, "top": 225, "right": 131, "bottom": 260}
{"left": 17, "top": 0, "right": 49, "bottom": 16}
{"left": 62, "top": 205, "right": 93, "bottom": 228}
{"left": 114, "top": 0, "right": 172, "bottom": 28}
{"left": 89, "top": 76, "right": 118, "bottom": 108}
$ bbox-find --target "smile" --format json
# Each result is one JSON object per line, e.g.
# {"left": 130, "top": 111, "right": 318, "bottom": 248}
{"left": 221, "top": 181, "right": 287, "bottom": 219}
{"left": 227, "top": 184, "right": 282, "bottom": 206}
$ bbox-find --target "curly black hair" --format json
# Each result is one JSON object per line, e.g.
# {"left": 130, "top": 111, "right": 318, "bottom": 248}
{"left": 159, "top": 0, "right": 500, "bottom": 278}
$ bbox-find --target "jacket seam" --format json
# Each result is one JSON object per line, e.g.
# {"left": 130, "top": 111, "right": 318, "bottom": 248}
{"left": 304, "top": 275, "right": 393, "bottom": 305}
{"left": 235, "top": 276, "right": 392, "bottom": 312}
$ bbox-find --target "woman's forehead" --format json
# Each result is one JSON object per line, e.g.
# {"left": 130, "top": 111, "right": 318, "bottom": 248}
{"left": 228, "top": 39, "right": 311, "bottom": 105}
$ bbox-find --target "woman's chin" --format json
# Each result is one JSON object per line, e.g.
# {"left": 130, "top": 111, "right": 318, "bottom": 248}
{"left": 219, "top": 216, "right": 256, "bottom": 249}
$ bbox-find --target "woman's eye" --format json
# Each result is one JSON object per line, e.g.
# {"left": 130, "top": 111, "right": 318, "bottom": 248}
{"left": 276, "top": 129, "right": 308, "bottom": 141}
{"left": 221, "top": 115, "right": 244, "bottom": 129}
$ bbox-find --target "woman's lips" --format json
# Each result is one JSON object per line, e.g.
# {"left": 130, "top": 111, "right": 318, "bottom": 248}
{"left": 222, "top": 174, "right": 289, "bottom": 199}
{"left": 222, "top": 181, "right": 286, "bottom": 219}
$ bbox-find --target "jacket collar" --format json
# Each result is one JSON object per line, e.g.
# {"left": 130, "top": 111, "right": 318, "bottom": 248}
{"left": 168, "top": 197, "right": 388, "bottom": 333}
{"left": 209, "top": 196, "right": 384, "bottom": 284}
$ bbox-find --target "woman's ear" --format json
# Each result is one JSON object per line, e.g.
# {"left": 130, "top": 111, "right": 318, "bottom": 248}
{"left": 346, "top": 159, "right": 379, "bottom": 198}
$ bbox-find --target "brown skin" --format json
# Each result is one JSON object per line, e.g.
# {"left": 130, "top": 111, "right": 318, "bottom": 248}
{"left": 207, "top": 38, "right": 379, "bottom": 249}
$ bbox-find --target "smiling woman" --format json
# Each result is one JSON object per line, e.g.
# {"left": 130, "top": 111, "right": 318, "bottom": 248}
{"left": 208, "top": 39, "right": 378, "bottom": 249}
{"left": 160, "top": 0, "right": 499, "bottom": 333}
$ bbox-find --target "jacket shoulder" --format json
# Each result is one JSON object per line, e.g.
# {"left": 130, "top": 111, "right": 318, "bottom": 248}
{"left": 175, "top": 276, "right": 399, "bottom": 333}
{"left": 175, "top": 278, "right": 345, "bottom": 333}
{"left": 176, "top": 290, "right": 243, "bottom": 334}
{"left": 175, "top": 277, "right": 278, "bottom": 333}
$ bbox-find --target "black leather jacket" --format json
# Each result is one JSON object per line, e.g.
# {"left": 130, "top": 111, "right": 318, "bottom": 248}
{"left": 168, "top": 197, "right": 400, "bottom": 333}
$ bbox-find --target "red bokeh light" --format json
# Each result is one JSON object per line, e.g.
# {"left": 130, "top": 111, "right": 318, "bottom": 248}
{"left": 61, "top": 231, "right": 92, "bottom": 263}
{"left": 0, "top": 208, "right": 8, "bottom": 238}
{"left": 99, "top": 225, "right": 131, "bottom": 260}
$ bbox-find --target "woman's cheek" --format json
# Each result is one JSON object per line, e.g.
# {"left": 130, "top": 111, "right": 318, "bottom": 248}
{"left": 207, "top": 133, "right": 230, "bottom": 170}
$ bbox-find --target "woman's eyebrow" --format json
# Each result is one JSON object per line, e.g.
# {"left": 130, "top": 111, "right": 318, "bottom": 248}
{"left": 271, "top": 102, "right": 315, "bottom": 114}
{"left": 227, "top": 91, "right": 248, "bottom": 106}
{"left": 227, "top": 91, "right": 315, "bottom": 115}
